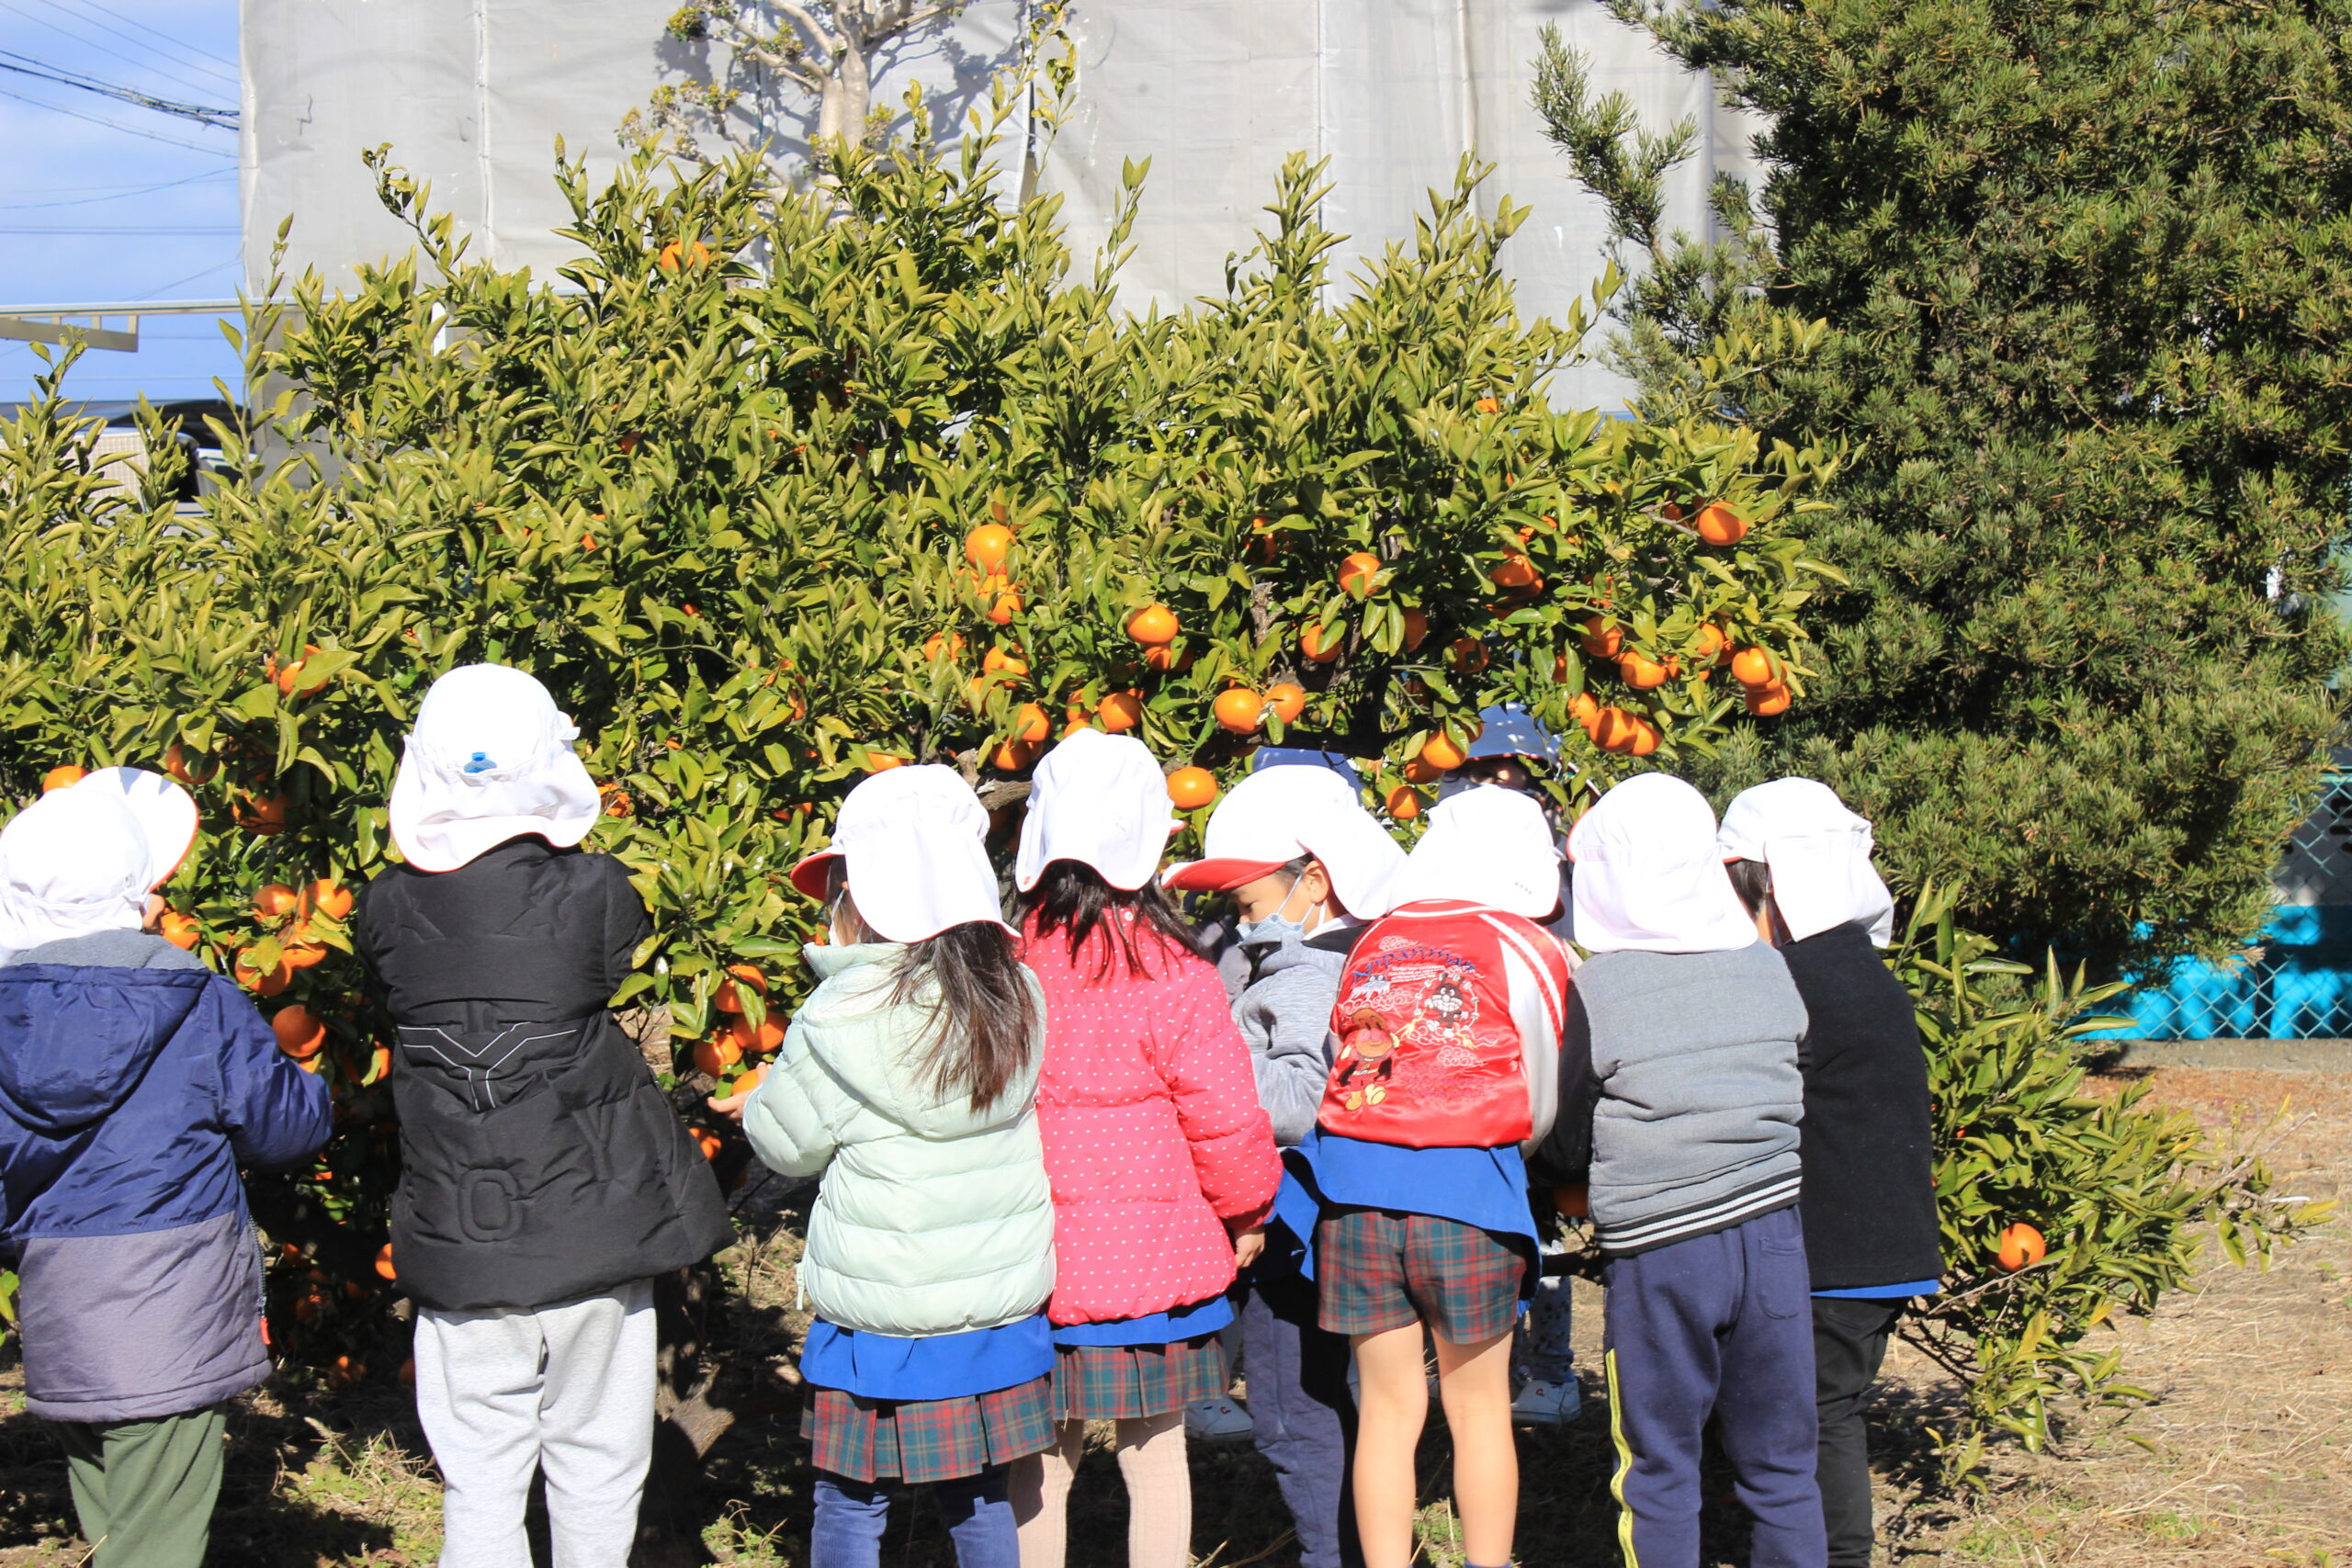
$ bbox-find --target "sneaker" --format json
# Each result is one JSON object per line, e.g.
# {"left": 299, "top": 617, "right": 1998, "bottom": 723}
{"left": 1183, "top": 1394, "right": 1253, "bottom": 1444}
{"left": 1510, "top": 1377, "right": 1583, "bottom": 1426}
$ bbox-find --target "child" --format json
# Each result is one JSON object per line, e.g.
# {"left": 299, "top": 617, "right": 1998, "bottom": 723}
{"left": 1434, "top": 703, "right": 1585, "bottom": 1426}
{"left": 1285, "top": 784, "right": 1573, "bottom": 1568}
{"left": 1535, "top": 773, "right": 1824, "bottom": 1568}
{"left": 1006, "top": 729, "right": 1283, "bottom": 1568}
{"left": 356, "top": 663, "right": 733, "bottom": 1568}
{"left": 1720, "top": 778, "right": 1941, "bottom": 1568}
{"left": 0, "top": 770, "right": 332, "bottom": 1568}
{"left": 722, "top": 765, "right": 1056, "bottom": 1568}
{"left": 1162, "top": 761, "right": 1405, "bottom": 1568}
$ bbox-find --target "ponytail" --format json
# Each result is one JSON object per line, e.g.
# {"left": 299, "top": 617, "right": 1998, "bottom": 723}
{"left": 891, "top": 920, "right": 1039, "bottom": 1114}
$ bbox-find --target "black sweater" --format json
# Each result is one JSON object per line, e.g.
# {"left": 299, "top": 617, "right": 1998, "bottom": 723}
{"left": 1781, "top": 921, "right": 1943, "bottom": 1292}
{"left": 357, "top": 837, "right": 732, "bottom": 1311}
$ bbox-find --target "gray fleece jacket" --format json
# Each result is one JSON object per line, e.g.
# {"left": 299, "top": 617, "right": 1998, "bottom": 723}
{"left": 1229, "top": 924, "right": 1355, "bottom": 1147}
{"left": 1532, "top": 942, "right": 1809, "bottom": 1256}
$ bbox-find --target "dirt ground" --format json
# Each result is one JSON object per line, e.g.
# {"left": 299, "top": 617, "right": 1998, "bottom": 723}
{"left": 0, "top": 1064, "right": 2343, "bottom": 1566}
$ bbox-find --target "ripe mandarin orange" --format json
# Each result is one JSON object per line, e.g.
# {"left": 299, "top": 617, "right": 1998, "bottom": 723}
{"left": 966, "top": 524, "right": 1014, "bottom": 571}
{"left": 1265, "top": 682, "right": 1306, "bottom": 724}
{"left": 1127, "top": 604, "right": 1180, "bottom": 645}
{"left": 1168, "top": 767, "right": 1219, "bottom": 809}
{"left": 1213, "top": 689, "right": 1264, "bottom": 734}
{"left": 1338, "top": 552, "right": 1382, "bottom": 599}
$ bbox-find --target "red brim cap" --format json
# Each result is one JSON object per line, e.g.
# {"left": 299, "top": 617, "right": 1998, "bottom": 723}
{"left": 1161, "top": 857, "right": 1292, "bottom": 893}
{"left": 788, "top": 849, "right": 842, "bottom": 902}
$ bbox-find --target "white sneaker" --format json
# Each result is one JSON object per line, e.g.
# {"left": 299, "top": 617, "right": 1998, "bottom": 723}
{"left": 1510, "top": 1377, "right": 1582, "bottom": 1426}
{"left": 1183, "top": 1394, "right": 1253, "bottom": 1444}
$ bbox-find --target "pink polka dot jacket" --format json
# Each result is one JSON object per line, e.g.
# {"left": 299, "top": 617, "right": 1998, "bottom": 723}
{"left": 1021, "top": 918, "right": 1282, "bottom": 1325}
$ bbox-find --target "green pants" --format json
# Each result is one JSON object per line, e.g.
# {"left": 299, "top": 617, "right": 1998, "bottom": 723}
{"left": 53, "top": 1405, "right": 227, "bottom": 1568}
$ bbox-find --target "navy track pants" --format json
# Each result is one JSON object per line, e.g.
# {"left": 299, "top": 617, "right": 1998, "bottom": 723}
{"left": 1601, "top": 1204, "right": 1826, "bottom": 1568}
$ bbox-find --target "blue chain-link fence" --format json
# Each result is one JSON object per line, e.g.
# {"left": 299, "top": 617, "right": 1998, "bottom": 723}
{"left": 2098, "top": 763, "right": 2352, "bottom": 1041}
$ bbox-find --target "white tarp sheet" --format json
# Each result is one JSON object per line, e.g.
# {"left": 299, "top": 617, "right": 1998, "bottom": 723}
{"left": 241, "top": 0, "right": 1760, "bottom": 407}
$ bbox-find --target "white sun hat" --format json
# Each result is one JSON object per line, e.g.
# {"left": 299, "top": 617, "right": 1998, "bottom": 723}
{"left": 0, "top": 784, "right": 151, "bottom": 959}
{"left": 1386, "top": 784, "right": 1563, "bottom": 921}
{"left": 388, "top": 664, "right": 603, "bottom": 873}
{"left": 789, "top": 764, "right": 1009, "bottom": 942}
{"left": 1162, "top": 761, "right": 1405, "bottom": 919}
{"left": 1568, "top": 773, "right": 1757, "bottom": 954}
{"left": 1013, "top": 728, "right": 1178, "bottom": 893}
{"left": 74, "top": 766, "right": 198, "bottom": 889}
{"left": 1717, "top": 777, "right": 1896, "bottom": 946}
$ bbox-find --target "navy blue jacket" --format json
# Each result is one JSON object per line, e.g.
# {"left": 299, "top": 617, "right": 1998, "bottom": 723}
{"left": 0, "top": 931, "right": 331, "bottom": 1421}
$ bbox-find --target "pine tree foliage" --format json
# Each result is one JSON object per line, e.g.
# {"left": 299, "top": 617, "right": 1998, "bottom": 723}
{"left": 1539, "top": 0, "right": 2352, "bottom": 971}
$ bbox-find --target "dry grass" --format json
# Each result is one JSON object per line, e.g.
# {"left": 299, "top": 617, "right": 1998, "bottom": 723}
{"left": 0, "top": 1065, "right": 2342, "bottom": 1565}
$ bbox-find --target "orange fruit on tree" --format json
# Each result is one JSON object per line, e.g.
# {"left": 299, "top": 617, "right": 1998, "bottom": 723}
{"left": 40, "top": 763, "right": 85, "bottom": 793}
{"left": 1168, "top": 766, "right": 1219, "bottom": 810}
{"left": 1300, "top": 623, "right": 1341, "bottom": 663}
{"left": 254, "top": 883, "right": 300, "bottom": 920}
{"left": 272, "top": 1005, "right": 326, "bottom": 1060}
{"left": 368, "top": 1043, "right": 393, "bottom": 1081}
{"left": 923, "top": 631, "right": 967, "bottom": 662}
{"left": 1446, "top": 637, "right": 1488, "bottom": 674}
{"left": 237, "top": 794, "right": 288, "bottom": 835}
{"left": 1012, "top": 703, "right": 1051, "bottom": 743}
{"left": 694, "top": 1128, "right": 724, "bottom": 1160}
{"left": 1265, "top": 682, "right": 1306, "bottom": 724}
{"left": 732, "top": 1062, "right": 771, "bottom": 1098}
{"left": 272, "top": 645, "right": 329, "bottom": 698}
{"left": 1729, "top": 647, "right": 1775, "bottom": 687}
{"left": 1144, "top": 643, "right": 1182, "bottom": 672}
{"left": 1097, "top": 691, "right": 1144, "bottom": 732}
{"left": 1213, "top": 688, "right": 1264, "bottom": 734}
{"left": 1744, "top": 682, "right": 1792, "bottom": 716}
{"left": 1385, "top": 784, "right": 1423, "bottom": 820}
{"left": 693, "top": 1036, "right": 742, "bottom": 1078}
{"left": 1338, "top": 551, "right": 1382, "bottom": 599}
{"left": 1618, "top": 649, "right": 1670, "bottom": 690}
{"left": 1419, "top": 730, "right": 1468, "bottom": 772}
{"left": 1591, "top": 706, "right": 1642, "bottom": 755}
{"left": 1402, "top": 755, "right": 1442, "bottom": 785}
{"left": 990, "top": 737, "right": 1042, "bottom": 772}
{"left": 1578, "top": 616, "right": 1623, "bottom": 660}
{"left": 965, "top": 523, "right": 1014, "bottom": 571}
{"left": 1552, "top": 1182, "right": 1589, "bottom": 1219}
{"left": 1474, "top": 395, "right": 1502, "bottom": 413}
{"left": 729, "top": 1014, "right": 786, "bottom": 1055}
{"left": 282, "top": 941, "right": 328, "bottom": 970}
{"left": 1399, "top": 607, "right": 1430, "bottom": 651}
{"left": 1567, "top": 692, "right": 1600, "bottom": 734}
{"left": 604, "top": 790, "right": 633, "bottom": 818}
{"left": 237, "top": 952, "right": 292, "bottom": 997}
{"left": 160, "top": 910, "right": 201, "bottom": 950}
{"left": 863, "top": 752, "right": 907, "bottom": 773}
{"left": 988, "top": 591, "right": 1021, "bottom": 626}
{"left": 163, "top": 741, "right": 218, "bottom": 785}
{"left": 1491, "top": 551, "right": 1540, "bottom": 590}
{"left": 1691, "top": 623, "right": 1731, "bottom": 664}
{"left": 1996, "top": 1222, "right": 2047, "bottom": 1272}
{"left": 657, "top": 239, "right": 712, "bottom": 271}
{"left": 1127, "top": 604, "right": 1180, "bottom": 645}
{"left": 715, "top": 964, "right": 767, "bottom": 1014}
{"left": 374, "top": 1243, "right": 397, "bottom": 1280}
{"left": 981, "top": 645, "right": 1028, "bottom": 678}
{"left": 305, "top": 880, "right": 354, "bottom": 920}
{"left": 1695, "top": 502, "right": 1749, "bottom": 546}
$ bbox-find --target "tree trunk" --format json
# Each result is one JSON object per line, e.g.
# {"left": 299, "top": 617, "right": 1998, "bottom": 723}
{"left": 817, "top": 38, "right": 872, "bottom": 151}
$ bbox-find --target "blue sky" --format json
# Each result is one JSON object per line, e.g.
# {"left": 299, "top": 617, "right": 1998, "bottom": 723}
{"left": 0, "top": 0, "right": 241, "bottom": 406}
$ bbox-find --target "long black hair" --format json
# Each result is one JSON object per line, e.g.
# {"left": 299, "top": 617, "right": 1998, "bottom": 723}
{"left": 1012, "top": 858, "right": 1210, "bottom": 981}
{"left": 827, "top": 863, "right": 1037, "bottom": 1113}
{"left": 1724, "top": 857, "right": 1774, "bottom": 918}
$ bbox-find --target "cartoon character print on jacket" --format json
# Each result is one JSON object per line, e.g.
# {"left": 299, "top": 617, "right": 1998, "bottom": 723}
{"left": 1318, "top": 901, "right": 1572, "bottom": 1152}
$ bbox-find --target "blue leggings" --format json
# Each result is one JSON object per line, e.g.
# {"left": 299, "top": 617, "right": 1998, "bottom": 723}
{"left": 810, "top": 1465, "right": 1018, "bottom": 1568}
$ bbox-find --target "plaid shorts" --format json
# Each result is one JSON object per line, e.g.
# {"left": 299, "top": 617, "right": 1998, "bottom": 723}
{"left": 801, "top": 1374, "right": 1054, "bottom": 1484}
{"left": 1316, "top": 1206, "right": 1532, "bottom": 1344}
{"left": 1047, "top": 1334, "right": 1228, "bottom": 1422}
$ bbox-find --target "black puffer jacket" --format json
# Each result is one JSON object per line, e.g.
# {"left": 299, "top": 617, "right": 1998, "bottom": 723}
{"left": 357, "top": 837, "right": 732, "bottom": 1311}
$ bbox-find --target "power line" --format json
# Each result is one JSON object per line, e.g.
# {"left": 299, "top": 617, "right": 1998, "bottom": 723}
{"left": 19, "top": 0, "right": 239, "bottom": 94}
{"left": 0, "top": 51, "right": 237, "bottom": 128}
{"left": 40, "top": 0, "right": 240, "bottom": 82}
{"left": 0, "top": 169, "right": 234, "bottom": 209}
{"left": 0, "top": 81, "right": 237, "bottom": 155}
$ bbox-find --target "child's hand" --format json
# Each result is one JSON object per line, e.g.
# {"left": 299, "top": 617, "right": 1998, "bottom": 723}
{"left": 706, "top": 1089, "right": 752, "bottom": 1123}
{"left": 1228, "top": 1223, "right": 1267, "bottom": 1271}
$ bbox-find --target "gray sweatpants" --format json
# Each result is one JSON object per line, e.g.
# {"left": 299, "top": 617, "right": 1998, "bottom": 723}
{"left": 413, "top": 1279, "right": 656, "bottom": 1568}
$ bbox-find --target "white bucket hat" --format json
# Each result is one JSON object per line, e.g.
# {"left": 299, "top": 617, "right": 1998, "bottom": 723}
{"left": 1717, "top": 777, "right": 1896, "bottom": 945}
{"left": 1569, "top": 773, "right": 1757, "bottom": 954}
{"left": 789, "top": 764, "right": 1009, "bottom": 942}
{"left": 1162, "top": 762, "right": 1404, "bottom": 919}
{"left": 74, "top": 766, "right": 198, "bottom": 889}
{"left": 389, "top": 664, "right": 603, "bottom": 873}
{"left": 1013, "top": 729, "right": 1177, "bottom": 893}
{"left": 0, "top": 784, "right": 152, "bottom": 959}
{"left": 1386, "top": 784, "right": 1563, "bottom": 920}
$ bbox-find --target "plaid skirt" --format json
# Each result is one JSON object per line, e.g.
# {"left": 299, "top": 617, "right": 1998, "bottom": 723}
{"left": 1048, "top": 1333, "right": 1228, "bottom": 1422}
{"left": 801, "top": 1374, "right": 1055, "bottom": 1485}
{"left": 1317, "top": 1205, "right": 1532, "bottom": 1344}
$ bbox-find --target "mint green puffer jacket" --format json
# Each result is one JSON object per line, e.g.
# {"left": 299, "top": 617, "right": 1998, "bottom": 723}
{"left": 741, "top": 942, "right": 1055, "bottom": 1337}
